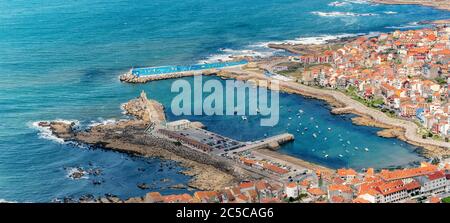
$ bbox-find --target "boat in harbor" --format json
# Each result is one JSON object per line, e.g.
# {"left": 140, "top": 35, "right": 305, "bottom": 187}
{"left": 241, "top": 116, "right": 247, "bottom": 121}
{"left": 365, "top": 148, "right": 370, "bottom": 152}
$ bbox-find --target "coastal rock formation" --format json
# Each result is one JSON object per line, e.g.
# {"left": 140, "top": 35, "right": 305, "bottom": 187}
{"left": 122, "top": 91, "right": 166, "bottom": 123}
{"left": 47, "top": 121, "right": 75, "bottom": 139}
{"left": 371, "top": 0, "right": 450, "bottom": 11}
{"left": 41, "top": 92, "right": 251, "bottom": 196}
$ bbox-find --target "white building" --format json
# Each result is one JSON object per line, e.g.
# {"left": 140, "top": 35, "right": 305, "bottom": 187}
{"left": 415, "top": 171, "right": 447, "bottom": 196}
{"left": 285, "top": 183, "right": 299, "bottom": 199}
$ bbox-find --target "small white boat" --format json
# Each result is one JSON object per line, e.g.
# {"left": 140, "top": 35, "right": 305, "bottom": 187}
{"left": 354, "top": 147, "right": 359, "bottom": 150}
{"left": 288, "top": 117, "right": 292, "bottom": 120}
{"left": 345, "top": 150, "right": 349, "bottom": 153}
{"left": 328, "top": 127, "right": 332, "bottom": 131}
{"left": 241, "top": 116, "right": 247, "bottom": 121}
{"left": 256, "top": 108, "right": 260, "bottom": 114}
{"left": 347, "top": 141, "right": 351, "bottom": 145}
{"left": 324, "top": 137, "right": 327, "bottom": 141}
{"left": 324, "top": 154, "right": 329, "bottom": 158}
{"left": 339, "top": 154, "right": 343, "bottom": 158}
{"left": 296, "top": 129, "right": 300, "bottom": 132}
{"left": 315, "top": 125, "right": 319, "bottom": 128}
{"left": 301, "top": 132, "right": 305, "bottom": 135}
{"left": 313, "top": 133, "right": 317, "bottom": 138}
{"left": 299, "top": 109, "right": 304, "bottom": 114}
{"left": 364, "top": 148, "right": 369, "bottom": 152}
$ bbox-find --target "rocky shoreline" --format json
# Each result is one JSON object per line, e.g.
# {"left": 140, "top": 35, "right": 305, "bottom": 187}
{"left": 40, "top": 92, "right": 256, "bottom": 202}
{"left": 371, "top": 0, "right": 450, "bottom": 12}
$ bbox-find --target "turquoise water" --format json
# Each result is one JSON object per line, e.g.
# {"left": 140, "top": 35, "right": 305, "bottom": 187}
{"left": 1, "top": 0, "right": 449, "bottom": 202}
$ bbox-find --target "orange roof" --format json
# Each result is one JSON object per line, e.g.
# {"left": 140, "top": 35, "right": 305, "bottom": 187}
{"left": 331, "top": 195, "right": 345, "bottom": 203}
{"left": 337, "top": 168, "right": 357, "bottom": 177}
{"left": 427, "top": 171, "right": 445, "bottom": 181}
{"left": 379, "top": 164, "right": 437, "bottom": 181}
{"left": 366, "top": 168, "right": 375, "bottom": 176}
{"left": 353, "top": 197, "right": 370, "bottom": 203}
{"left": 328, "top": 184, "right": 353, "bottom": 193}
{"left": 262, "top": 163, "right": 289, "bottom": 175}
{"left": 299, "top": 179, "right": 310, "bottom": 187}
{"left": 240, "top": 157, "right": 257, "bottom": 165}
{"left": 239, "top": 182, "right": 255, "bottom": 190}
{"left": 307, "top": 188, "right": 326, "bottom": 196}
{"left": 194, "top": 191, "right": 219, "bottom": 201}
{"left": 376, "top": 180, "right": 405, "bottom": 196}
{"left": 286, "top": 182, "right": 297, "bottom": 189}
{"left": 429, "top": 196, "right": 440, "bottom": 203}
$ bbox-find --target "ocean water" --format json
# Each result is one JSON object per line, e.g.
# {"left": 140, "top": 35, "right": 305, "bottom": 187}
{"left": 1, "top": 0, "right": 450, "bottom": 202}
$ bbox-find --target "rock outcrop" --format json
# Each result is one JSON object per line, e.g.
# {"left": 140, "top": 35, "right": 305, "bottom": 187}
{"left": 122, "top": 91, "right": 166, "bottom": 123}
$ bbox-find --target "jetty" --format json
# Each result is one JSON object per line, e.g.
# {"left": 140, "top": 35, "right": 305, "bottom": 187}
{"left": 229, "top": 133, "right": 295, "bottom": 154}
{"left": 120, "top": 60, "right": 248, "bottom": 83}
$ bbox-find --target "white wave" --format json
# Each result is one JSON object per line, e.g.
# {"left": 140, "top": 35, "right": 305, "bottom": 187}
{"left": 264, "top": 33, "right": 362, "bottom": 45}
{"left": 385, "top": 22, "right": 425, "bottom": 29}
{"left": 0, "top": 199, "right": 18, "bottom": 203}
{"left": 198, "top": 47, "right": 285, "bottom": 63}
{"left": 88, "top": 118, "right": 118, "bottom": 127}
{"left": 311, "top": 11, "right": 378, "bottom": 17}
{"left": 66, "top": 167, "right": 89, "bottom": 180}
{"left": 384, "top": 11, "right": 398, "bottom": 15}
{"left": 198, "top": 33, "right": 365, "bottom": 63}
{"left": 345, "top": 0, "right": 370, "bottom": 4}
{"left": 29, "top": 119, "right": 79, "bottom": 144}
{"left": 328, "top": 1, "right": 350, "bottom": 7}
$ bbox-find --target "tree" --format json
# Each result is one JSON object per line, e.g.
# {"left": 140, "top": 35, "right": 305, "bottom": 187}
{"left": 431, "top": 157, "right": 440, "bottom": 165}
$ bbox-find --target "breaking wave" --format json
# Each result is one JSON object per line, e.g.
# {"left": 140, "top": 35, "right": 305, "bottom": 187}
{"left": 29, "top": 120, "right": 79, "bottom": 144}
{"left": 311, "top": 11, "right": 378, "bottom": 17}
{"left": 198, "top": 33, "right": 364, "bottom": 63}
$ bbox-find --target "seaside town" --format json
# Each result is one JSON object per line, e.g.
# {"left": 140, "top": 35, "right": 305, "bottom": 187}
{"left": 19, "top": 0, "right": 450, "bottom": 204}
{"left": 42, "top": 23, "right": 450, "bottom": 204}
{"left": 278, "top": 26, "right": 450, "bottom": 140}
{"left": 111, "top": 160, "right": 450, "bottom": 203}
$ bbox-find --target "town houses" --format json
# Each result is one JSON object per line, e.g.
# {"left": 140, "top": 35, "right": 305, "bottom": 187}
{"left": 297, "top": 26, "right": 450, "bottom": 139}
{"left": 131, "top": 160, "right": 450, "bottom": 203}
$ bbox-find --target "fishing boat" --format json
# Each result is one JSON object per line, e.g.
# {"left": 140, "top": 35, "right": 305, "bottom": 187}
{"left": 241, "top": 116, "right": 247, "bottom": 121}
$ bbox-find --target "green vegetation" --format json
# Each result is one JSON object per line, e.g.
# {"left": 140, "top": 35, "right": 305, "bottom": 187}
{"left": 442, "top": 197, "right": 450, "bottom": 203}
{"left": 344, "top": 86, "right": 385, "bottom": 109}
{"left": 435, "top": 77, "right": 448, "bottom": 85}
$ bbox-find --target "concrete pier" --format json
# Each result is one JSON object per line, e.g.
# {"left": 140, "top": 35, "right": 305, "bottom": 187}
{"left": 224, "top": 133, "right": 295, "bottom": 154}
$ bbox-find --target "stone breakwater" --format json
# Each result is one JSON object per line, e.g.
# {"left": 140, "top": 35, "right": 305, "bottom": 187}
{"left": 119, "top": 70, "right": 216, "bottom": 84}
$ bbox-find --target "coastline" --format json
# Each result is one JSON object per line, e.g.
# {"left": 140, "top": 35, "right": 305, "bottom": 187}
{"left": 215, "top": 68, "right": 450, "bottom": 158}
{"left": 371, "top": 0, "right": 450, "bottom": 12}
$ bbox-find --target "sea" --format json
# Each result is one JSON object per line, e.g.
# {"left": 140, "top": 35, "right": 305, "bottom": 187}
{"left": 1, "top": 0, "right": 450, "bottom": 202}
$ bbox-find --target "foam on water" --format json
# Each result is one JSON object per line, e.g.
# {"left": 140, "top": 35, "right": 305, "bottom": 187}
{"left": 30, "top": 120, "right": 80, "bottom": 144}
{"left": 312, "top": 11, "right": 379, "bottom": 17}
